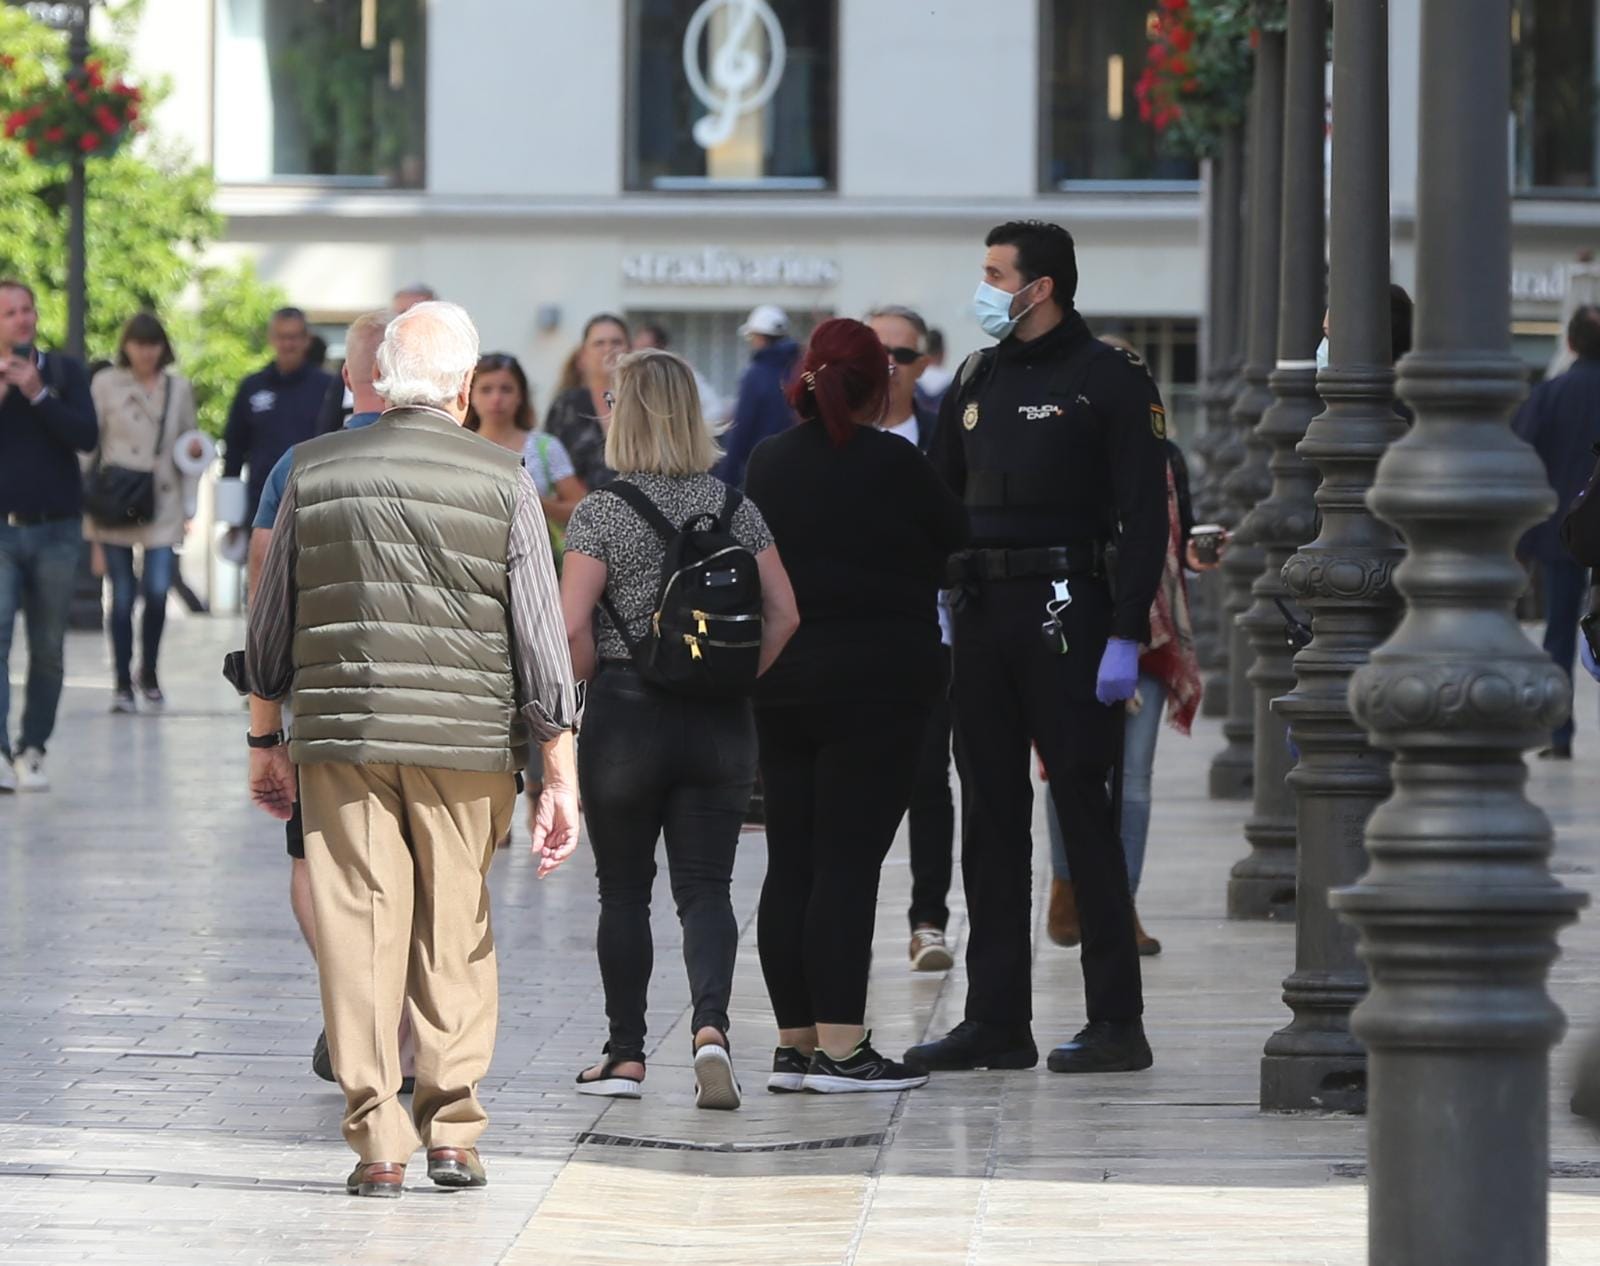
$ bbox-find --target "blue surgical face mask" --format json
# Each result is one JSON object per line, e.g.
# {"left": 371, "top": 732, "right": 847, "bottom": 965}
{"left": 1315, "top": 337, "right": 1330, "bottom": 372}
{"left": 973, "top": 278, "right": 1041, "bottom": 342}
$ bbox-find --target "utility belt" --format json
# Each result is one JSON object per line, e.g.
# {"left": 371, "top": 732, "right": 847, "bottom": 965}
{"left": 947, "top": 543, "right": 1106, "bottom": 586}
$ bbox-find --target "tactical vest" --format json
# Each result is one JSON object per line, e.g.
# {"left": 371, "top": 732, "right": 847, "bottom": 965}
{"left": 952, "top": 336, "right": 1115, "bottom": 547}
{"left": 287, "top": 408, "right": 527, "bottom": 772}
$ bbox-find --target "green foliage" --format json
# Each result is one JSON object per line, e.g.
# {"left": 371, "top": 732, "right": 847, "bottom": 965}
{"left": 0, "top": 2, "right": 282, "bottom": 436}
{"left": 1136, "top": 1, "right": 1258, "bottom": 161}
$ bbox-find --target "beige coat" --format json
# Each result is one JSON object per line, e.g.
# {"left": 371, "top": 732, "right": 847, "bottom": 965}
{"left": 83, "top": 368, "right": 196, "bottom": 548}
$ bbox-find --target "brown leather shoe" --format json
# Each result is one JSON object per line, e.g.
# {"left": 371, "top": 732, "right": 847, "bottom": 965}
{"left": 1047, "top": 879, "right": 1080, "bottom": 947}
{"left": 346, "top": 1161, "right": 405, "bottom": 1198}
{"left": 427, "top": 1146, "right": 487, "bottom": 1189}
{"left": 1134, "top": 909, "right": 1162, "bottom": 957}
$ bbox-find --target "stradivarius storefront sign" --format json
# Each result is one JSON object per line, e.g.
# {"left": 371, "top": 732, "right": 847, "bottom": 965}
{"left": 623, "top": 248, "right": 838, "bottom": 288}
{"left": 684, "top": 0, "right": 787, "bottom": 150}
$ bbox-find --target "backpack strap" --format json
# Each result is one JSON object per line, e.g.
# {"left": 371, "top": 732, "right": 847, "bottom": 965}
{"left": 600, "top": 479, "right": 680, "bottom": 543}
{"left": 717, "top": 482, "right": 744, "bottom": 532}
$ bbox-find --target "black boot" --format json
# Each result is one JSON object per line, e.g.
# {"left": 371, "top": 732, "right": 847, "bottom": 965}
{"left": 904, "top": 1020, "right": 1037, "bottom": 1072}
{"left": 1046, "top": 1020, "right": 1153, "bottom": 1074}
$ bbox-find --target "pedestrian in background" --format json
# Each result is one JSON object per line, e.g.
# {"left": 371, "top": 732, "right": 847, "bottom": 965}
{"left": 562, "top": 348, "right": 798, "bottom": 1109}
{"left": 1513, "top": 303, "right": 1600, "bottom": 759}
{"left": 247, "top": 310, "right": 394, "bottom": 1087}
{"left": 84, "top": 313, "right": 197, "bottom": 712}
{"left": 466, "top": 352, "right": 587, "bottom": 555}
{"left": 1045, "top": 401, "right": 1208, "bottom": 955}
{"left": 0, "top": 278, "right": 98, "bottom": 795}
{"left": 714, "top": 305, "right": 799, "bottom": 489}
{"left": 222, "top": 306, "right": 335, "bottom": 531}
{"left": 546, "top": 313, "right": 630, "bottom": 489}
{"left": 245, "top": 301, "right": 581, "bottom": 1198}
{"left": 633, "top": 322, "right": 727, "bottom": 426}
{"left": 865, "top": 304, "right": 957, "bottom": 973}
{"left": 747, "top": 318, "right": 967, "bottom": 1093}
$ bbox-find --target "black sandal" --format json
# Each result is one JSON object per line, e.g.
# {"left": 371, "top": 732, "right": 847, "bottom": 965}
{"left": 576, "top": 1045, "right": 644, "bottom": 1099}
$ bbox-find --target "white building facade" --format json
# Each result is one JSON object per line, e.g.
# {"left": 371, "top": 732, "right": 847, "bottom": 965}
{"left": 120, "top": 0, "right": 1600, "bottom": 424}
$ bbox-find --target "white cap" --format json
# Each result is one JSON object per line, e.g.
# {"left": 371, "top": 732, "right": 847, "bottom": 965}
{"left": 738, "top": 304, "right": 789, "bottom": 338}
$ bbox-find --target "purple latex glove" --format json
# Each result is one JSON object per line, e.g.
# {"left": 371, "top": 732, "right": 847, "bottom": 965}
{"left": 1095, "top": 637, "right": 1140, "bottom": 707}
{"left": 1583, "top": 636, "right": 1600, "bottom": 683}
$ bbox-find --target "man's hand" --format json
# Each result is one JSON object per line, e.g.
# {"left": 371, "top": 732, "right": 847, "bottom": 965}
{"left": 249, "top": 746, "right": 297, "bottom": 820}
{"left": 529, "top": 779, "right": 581, "bottom": 878}
{"left": 3, "top": 355, "right": 44, "bottom": 402}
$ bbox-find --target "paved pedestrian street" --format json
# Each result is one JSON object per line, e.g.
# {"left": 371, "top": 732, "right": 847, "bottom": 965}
{"left": 3, "top": 613, "right": 1599, "bottom": 1265}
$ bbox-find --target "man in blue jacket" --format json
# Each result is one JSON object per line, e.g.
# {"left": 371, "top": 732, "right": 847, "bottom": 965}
{"left": 0, "top": 279, "right": 98, "bottom": 794}
{"left": 714, "top": 305, "right": 799, "bottom": 488}
{"left": 223, "top": 307, "right": 335, "bottom": 530}
{"left": 1514, "top": 303, "right": 1600, "bottom": 758}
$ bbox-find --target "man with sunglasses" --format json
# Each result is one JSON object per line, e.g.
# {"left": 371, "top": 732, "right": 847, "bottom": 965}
{"left": 867, "top": 305, "right": 957, "bottom": 975}
{"left": 906, "top": 221, "right": 1169, "bottom": 1078}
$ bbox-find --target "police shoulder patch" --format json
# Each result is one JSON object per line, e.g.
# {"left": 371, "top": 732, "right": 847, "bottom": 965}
{"left": 962, "top": 401, "right": 980, "bottom": 430}
{"left": 1149, "top": 404, "right": 1167, "bottom": 439}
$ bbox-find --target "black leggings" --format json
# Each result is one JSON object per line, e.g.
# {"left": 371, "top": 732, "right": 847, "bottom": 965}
{"left": 755, "top": 699, "right": 930, "bottom": 1029}
{"left": 578, "top": 669, "right": 757, "bottom": 1063}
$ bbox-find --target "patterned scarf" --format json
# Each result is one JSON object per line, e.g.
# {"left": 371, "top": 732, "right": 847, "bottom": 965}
{"left": 1137, "top": 462, "right": 1203, "bottom": 735}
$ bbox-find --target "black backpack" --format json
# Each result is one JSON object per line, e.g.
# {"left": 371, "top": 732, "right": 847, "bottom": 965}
{"left": 599, "top": 481, "right": 763, "bottom": 696}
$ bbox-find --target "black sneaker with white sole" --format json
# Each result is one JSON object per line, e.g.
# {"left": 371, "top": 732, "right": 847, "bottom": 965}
{"left": 802, "top": 1034, "right": 929, "bottom": 1094}
{"left": 767, "top": 1045, "right": 811, "bottom": 1094}
{"left": 693, "top": 1041, "right": 741, "bottom": 1110}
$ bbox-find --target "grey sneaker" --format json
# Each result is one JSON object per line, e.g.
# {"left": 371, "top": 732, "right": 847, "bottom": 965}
{"left": 111, "top": 687, "right": 137, "bottom": 714}
{"left": 909, "top": 925, "right": 954, "bottom": 972}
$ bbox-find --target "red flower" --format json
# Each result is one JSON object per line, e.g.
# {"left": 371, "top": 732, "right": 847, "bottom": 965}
{"left": 3, "top": 112, "right": 21, "bottom": 139}
{"left": 24, "top": 140, "right": 38, "bottom": 157}
{"left": 1182, "top": 77, "right": 1200, "bottom": 95}
{"left": 1147, "top": 43, "right": 1168, "bottom": 67}
{"left": 1250, "top": 27, "right": 1261, "bottom": 49}
{"left": 79, "top": 130, "right": 101, "bottom": 152}
{"left": 95, "top": 105, "right": 119, "bottom": 131}
{"left": 0, "top": 53, "right": 14, "bottom": 70}
{"left": 1167, "top": 54, "right": 1191, "bottom": 76}
{"left": 44, "top": 126, "right": 63, "bottom": 143}
{"left": 127, "top": 106, "right": 140, "bottom": 122}
{"left": 1139, "top": 99, "right": 1154, "bottom": 123}
{"left": 1160, "top": 0, "right": 1189, "bottom": 11}
{"left": 1171, "top": 25, "right": 1194, "bottom": 52}
{"left": 86, "top": 67, "right": 104, "bottom": 89}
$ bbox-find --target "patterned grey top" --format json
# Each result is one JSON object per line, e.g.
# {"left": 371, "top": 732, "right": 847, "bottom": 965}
{"left": 564, "top": 472, "right": 774, "bottom": 662}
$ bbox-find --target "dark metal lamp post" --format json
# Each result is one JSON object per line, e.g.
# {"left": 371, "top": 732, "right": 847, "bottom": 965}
{"left": 1333, "top": 0, "right": 1586, "bottom": 1259}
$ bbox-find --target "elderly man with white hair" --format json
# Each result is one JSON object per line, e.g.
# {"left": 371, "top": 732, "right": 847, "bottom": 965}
{"left": 244, "top": 301, "right": 581, "bottom": 1198}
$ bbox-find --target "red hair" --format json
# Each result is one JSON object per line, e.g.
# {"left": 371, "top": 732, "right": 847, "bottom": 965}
{"left": 786, "top": 317, "right": 890, "bottom": 447}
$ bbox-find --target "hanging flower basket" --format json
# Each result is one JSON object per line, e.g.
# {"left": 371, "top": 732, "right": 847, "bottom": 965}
{"left": 2, "top": 56, "right": 143, "bottom": 165}
{"left": 1134, "top": 0, "right": 1271, "bottom": 160}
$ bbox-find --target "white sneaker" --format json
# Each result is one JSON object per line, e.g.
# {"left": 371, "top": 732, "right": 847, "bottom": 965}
{"left": 13, "top": 748, "right": 48, "bottom": 792}
{"left": 909, "top": 925, "right": 954, "bottom": 973}
{"left": 0, "top": 754, "right": 15, "bottom": 794}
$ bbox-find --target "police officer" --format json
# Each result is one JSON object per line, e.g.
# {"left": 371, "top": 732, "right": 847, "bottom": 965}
{"left": 904, "top": 220, "right": 1169, "bottom": 1075}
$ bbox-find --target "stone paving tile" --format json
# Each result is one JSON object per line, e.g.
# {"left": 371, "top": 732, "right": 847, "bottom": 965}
{"left": 2, "top": 615, "right": 1599, "bottom": 1264}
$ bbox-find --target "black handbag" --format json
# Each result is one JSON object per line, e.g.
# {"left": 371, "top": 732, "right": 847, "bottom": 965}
{"left": 83, "top": 377, "right": 170, "bottom": 528}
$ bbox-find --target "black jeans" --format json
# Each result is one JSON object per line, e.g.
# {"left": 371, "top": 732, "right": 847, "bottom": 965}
{"left": 578, "top": 668, "right": 757, "bottom": 1063}
{"left": 756, "top": 699, "right": 930, "bottom": 1029}
{"left": 952, "top": 576, "right": 1142, "bottom": 1027}
{"left": 906, "top": 649, "right": 955, "bottom": 931}
{"left": 1541, "top": 555, "right": 1586, "bottom": 750}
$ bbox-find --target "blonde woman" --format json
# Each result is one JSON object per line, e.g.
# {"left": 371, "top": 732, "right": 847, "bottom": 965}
{"left": 85, "top": 313, "right": 197, "bottom": 711}
{"left": 561, "top": 349, "right": 799, "bottom": 1110}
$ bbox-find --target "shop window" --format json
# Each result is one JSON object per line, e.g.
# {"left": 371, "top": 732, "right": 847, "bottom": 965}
{"left": 213, "top": 0, "right": 426, "bottom": 187}
{"left": 1514, "top": 0, "right": 1600, "bottom": 193}
{"left": 1042, "top": 0, "right": 1199, "bottom": 189}
{"left": 627, "top": 0, "right": 836, "bottom": 191}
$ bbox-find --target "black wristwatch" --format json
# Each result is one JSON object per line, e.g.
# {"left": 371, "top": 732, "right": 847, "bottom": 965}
{"left": 246, "top": 730, "right": 284, "bottom": 749}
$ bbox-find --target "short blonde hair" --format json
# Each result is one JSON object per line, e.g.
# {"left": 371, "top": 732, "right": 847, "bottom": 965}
{"left": 605, "top": 349, "right": 717, "bottom": 476}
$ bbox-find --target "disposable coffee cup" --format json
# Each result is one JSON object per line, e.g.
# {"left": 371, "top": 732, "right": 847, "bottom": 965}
{"left": 1191, "top": 523, "right": 1225, "bottom": 565}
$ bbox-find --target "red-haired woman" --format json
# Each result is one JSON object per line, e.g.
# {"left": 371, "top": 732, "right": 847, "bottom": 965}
{"left": 745, "top": 317, "right": 967, "bottom": 1094}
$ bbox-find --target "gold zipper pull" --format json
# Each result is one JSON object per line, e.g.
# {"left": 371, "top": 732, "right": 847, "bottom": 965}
{"left": 683, "top": 633, "right": 703, "bottom": 661}
{"left": 694, "top": 610, "right": 710, "bottom": 636}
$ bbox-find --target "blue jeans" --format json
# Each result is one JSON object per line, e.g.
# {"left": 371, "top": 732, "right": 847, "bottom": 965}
{"left": 1049, "top": 673, "right": 1167, "bottom": 897}
{"left": 0, "top": 518, "right": 83, "bottom": 757}
{"left": 102, "top": 545, "right": 176, "bottom": 688}
{"left": 1541, "top": 556, "right": 1587, "bottom": 750}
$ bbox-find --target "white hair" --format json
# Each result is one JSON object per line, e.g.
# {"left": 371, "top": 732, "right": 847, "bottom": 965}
{"left": 373, "top": 300, "right": 480, "bottom": 409}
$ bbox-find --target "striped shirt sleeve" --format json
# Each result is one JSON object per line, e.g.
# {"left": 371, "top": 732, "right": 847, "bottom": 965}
{"left": 245, "top": 480, "right": 298, "bottom": 702}
{"left": 509, "top": 468, "right": 581, "bottom": 740}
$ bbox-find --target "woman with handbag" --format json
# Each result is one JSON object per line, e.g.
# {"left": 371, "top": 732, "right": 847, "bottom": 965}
{"left": 84, "top": 313, "right": 196, "bottom": 712}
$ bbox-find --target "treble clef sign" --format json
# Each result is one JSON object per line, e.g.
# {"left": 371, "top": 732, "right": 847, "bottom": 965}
{"left": 684, "top": 0, "right": 788, "bottom": 151}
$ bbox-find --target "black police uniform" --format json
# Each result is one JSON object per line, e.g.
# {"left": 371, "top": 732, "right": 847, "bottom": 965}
{"left": 929, "top": 309, "right": 1169, "bottom": 1040}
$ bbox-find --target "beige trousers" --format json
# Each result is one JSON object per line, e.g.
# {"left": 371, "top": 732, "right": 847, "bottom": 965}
{"left": 300, "top": 761, "right": 515, "bottom": 1163}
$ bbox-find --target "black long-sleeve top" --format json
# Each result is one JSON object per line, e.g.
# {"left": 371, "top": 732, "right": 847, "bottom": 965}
{"left": 746, "top": 419, "right": 968, "bottom": 705}
{"left": 0, "top": 351, "right": 98, "bottom": 518}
